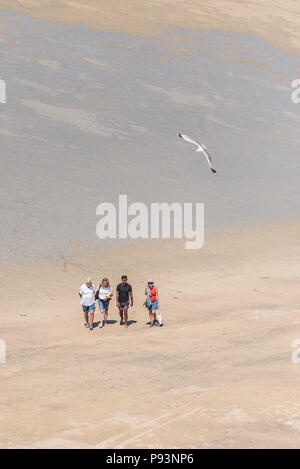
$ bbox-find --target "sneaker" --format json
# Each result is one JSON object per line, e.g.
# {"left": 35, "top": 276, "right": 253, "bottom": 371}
{"left": 89, "top": 326, "right": 93, "bottom": 330}
{"left": 154, "top": 320, "right": 159, "bottom": 326}
{"left": 149, "top": 322, "right": 153, "bottom": 328}
{"left": 159, "top": 323, "right": 163, "bottom": 327}
{"left": 84, "top": 323, "right": 90, "bottom": 328}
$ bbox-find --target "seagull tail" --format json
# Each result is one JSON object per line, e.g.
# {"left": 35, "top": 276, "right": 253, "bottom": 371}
{"left": 211, "top": 168, "right": 217, "bottom": 174}
{"left": 178, "top": 133, "right": 183, "bottom": 139}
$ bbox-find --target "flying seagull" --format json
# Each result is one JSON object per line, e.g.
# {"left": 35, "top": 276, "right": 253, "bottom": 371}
{"left": 178, "top": 133, "right": 217, "bottom": 173}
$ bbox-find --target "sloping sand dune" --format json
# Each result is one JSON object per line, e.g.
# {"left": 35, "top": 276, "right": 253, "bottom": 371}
{"left": 1, "top": 222, "right": 300, "bottom": 448}
{"left": 1, "top": 1, "right": 300, "bottom": 53}
{"left": 1, "top": 0, "right": 300, "bottom": 450}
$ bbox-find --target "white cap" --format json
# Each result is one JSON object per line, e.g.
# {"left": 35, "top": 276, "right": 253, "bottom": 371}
{"left": 147, "top": 278, "right": 154, "bottom": 283}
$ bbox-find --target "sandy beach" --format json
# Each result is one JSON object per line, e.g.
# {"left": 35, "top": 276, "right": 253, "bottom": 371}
{"left": 1, "top": 1, "right": 300, "bottom": 449}
{"left": 1, "top": 222, "right": 300, "bottom": 448}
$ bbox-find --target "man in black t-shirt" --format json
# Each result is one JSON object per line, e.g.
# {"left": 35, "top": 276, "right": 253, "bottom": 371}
{"left": 116, "top": 275, "right": 133, "bottom": 328}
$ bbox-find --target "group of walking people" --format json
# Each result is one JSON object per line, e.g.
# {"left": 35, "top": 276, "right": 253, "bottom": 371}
{"left": 78, "top": 275, "right": 162, "bottom": 330}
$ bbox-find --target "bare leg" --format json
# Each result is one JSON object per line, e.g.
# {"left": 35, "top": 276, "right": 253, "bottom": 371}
{"left": 89, "top": 312, "right": 94, "bottom": 330}
{"left": 84, "top": 310, "right": 89, "bottom": 325}
{"left": 99, "top": 310, "right": 104, "bottom": 328}
{"left": 149, "top": 310, "right": 154, "bottom": 324}
{"left": 124, "top": 307, "right": 128, "bottom": 328}
{"left": 104, "top": 310, "right": 108, "bottom": 325}
{"left": 119, "top": 308, "right": 124, "bottom": 325}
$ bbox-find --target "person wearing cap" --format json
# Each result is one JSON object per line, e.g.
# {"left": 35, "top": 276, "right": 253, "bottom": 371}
{"left": 79, "top": 278, "right": 96, "bottom": 330}
{"left": 145, "top": 279, "right": 161, "bottom": 327}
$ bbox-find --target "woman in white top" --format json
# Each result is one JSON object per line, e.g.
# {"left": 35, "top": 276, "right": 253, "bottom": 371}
{"left": 97, "top": 278, "right": 113, "bottom": 328}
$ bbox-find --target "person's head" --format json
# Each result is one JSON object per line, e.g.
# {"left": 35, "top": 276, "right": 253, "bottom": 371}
{"left": 121, "top": 275, "right": 128, "bottom": 284}
{"left": 102, "top": 277, "right": 110, "bottom": 288}
{"left": 147, "top": 278, "right": 154, "bottom": 288}
{"left": 86, "top": 277, "right": 92, "bottom": 288}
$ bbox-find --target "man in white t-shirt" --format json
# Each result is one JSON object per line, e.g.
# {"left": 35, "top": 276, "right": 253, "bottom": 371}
{"left": 79, "top": 278, "right": 95, "bottom": 330}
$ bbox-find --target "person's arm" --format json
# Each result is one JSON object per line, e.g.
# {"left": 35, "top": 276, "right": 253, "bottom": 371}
{"left": 144, "top": 289, "right": 147, "bottom": 295}
{"left": 116, "top": 287, "right": 120, "bottom": 307}
{"left": 106, "top": 287, "right": 113, "bottom": 301}
{"left": 104, "top": 288, "right": 112, "bottom": 301}
{"left": 156, "top": 288, "right": 159, "bottom": 307}
{"left": 129, "top": 289, "right": 133, "bottom": 307}
{"left": 79, "top": 287, "right": 82, "bottom": 299}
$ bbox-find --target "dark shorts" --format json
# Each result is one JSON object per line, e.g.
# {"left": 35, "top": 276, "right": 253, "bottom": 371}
{"left": 82, "top": 303, "right": 95, "bottom": 313}
{"left": 119, "top": 301, "right": 129, "bottom": 310}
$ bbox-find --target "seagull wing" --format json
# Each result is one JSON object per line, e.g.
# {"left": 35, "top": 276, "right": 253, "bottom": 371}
{"left": 200, "top": 145, "right": 217, "bottom": 173}
{"left": 178, "top": 133, "right": 201, "bottom": 150}
{"left": 179, "top": 133, "right": 217, "bottom": 173}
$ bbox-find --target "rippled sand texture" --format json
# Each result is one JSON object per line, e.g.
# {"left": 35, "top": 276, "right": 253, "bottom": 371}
{"left": 1, "top": 3, "right": 300, "bottom": 449}
{"left": 0, "top": 12, "right": 300, "bottom": 263}
{"left": 1, "top": 1, "right": 300, "bottom": 53}
{"left": 2, "top": 223, "right": 300, "bottom": 448}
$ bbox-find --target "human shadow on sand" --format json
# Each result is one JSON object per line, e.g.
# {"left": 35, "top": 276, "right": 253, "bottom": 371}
{"left": 89, "top": 320, "right": 136, "bottom": 328}
{"left": 125, "top": 320, "right": 137, "bottom": 327}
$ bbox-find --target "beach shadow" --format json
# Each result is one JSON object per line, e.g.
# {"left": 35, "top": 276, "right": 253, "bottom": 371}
{"left": 127, "top": 320, "right": 137, "bottom": 327}
{"left": 92, "top": 320, "right": 118, "bottom": 328}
